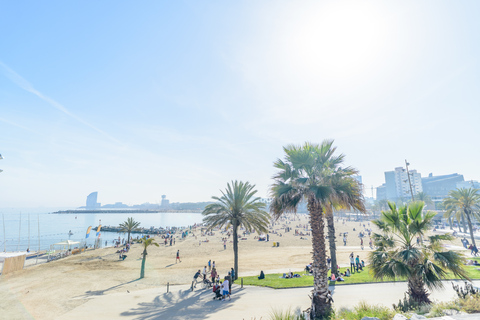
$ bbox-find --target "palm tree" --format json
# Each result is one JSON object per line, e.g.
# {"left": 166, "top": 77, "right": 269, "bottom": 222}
{"left": 140, "top": 235, "right": 159, "bottom": 279}
{"left": 270, "top": 141, "right": 365, "bottom": 320}
{"left": 119, "top": 217, "right": 140, "bottom": 243}
{"left": 443, "top": 188, "right": 480, "bottom": 248}
{"left": 203, "top": 180, "right": 270, "bottom": 280}
{"left": 369, "top": 201, "right": 468, "bottom": 304}
{"left": 415, "top": 192, "right": 433, "bottom": 206}
{"left": 443, "top": 202, "right": 466, "bottom": 233}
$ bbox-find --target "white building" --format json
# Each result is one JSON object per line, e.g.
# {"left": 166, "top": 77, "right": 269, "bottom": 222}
{"left": 392, "top": 167, "right": 422, "bottom": 199}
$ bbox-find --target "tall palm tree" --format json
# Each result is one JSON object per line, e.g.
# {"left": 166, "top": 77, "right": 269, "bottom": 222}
{"left": 203, "top": 180, "right": 270, "bottom": 280}
{"left": 140, "top": 235, "right": 159, "bottom": 279}
{"left": 443, "top": 188, "right": 480, "bottom": 248}
{"left": 119, "top": 217, "right": 140, "bottom": 243}
{"left": 443, "top": 202, "right": 466, "bottom": 233}
{"left": 270, "top": 141, "right": 365, "bottom": 320}
{"left": 369, "top": 201, "right": 468, "bottom": 304}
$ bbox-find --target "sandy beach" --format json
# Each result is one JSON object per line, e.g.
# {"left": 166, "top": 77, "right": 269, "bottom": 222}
{"left": 0, "top": 215, "right": 467, "bottom": 320}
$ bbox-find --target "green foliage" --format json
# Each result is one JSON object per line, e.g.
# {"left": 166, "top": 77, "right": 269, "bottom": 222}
{"left": 429, "top": 300, "right": 460, "bottom": 317}
{"left": 118, "top": 217, "right": 141, "bottom": 242}
{"left": 337, "top": 301, "right": 394, "bottom": 320}
{"left": 269, "top": 307, "right": 306, "bottom": 320}
{"left": 369, "top": 201, "right": 469, "bottom": 304}
{"left": 459, "top": 295, "right": 480, "bottom": 313}
{"left": 393, "top": 293, "right": 426, "bottom": 313}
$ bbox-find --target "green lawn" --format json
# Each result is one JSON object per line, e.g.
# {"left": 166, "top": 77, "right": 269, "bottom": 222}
{"left": 242, "top": 261, "right": 480, "bottom": 289}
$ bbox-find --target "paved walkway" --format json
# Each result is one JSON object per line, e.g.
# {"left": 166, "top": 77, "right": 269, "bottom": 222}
{"left": 58, "top": 280, "right": 480, "bottom": 320}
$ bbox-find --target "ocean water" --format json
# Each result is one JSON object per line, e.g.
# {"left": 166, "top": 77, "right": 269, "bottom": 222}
{"left": 0, "top": 209, "right": 204, "bottom": 252}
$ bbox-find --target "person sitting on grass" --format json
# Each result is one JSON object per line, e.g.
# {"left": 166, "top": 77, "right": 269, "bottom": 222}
{"left": 345, "top": 268, "right": 351, "bottom": 277}
{"left": 258, "top": 270, "right": 265, "bottom": 280}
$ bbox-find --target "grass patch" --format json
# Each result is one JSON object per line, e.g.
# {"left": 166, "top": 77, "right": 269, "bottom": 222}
{"left": 242, "top": 265, "right": 480, "bottom": 289}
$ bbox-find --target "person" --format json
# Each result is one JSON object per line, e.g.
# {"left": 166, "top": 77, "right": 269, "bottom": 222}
{"left": 345, "top": 268, "right": 351, "bottom": 277}
{"left": 193, "top": 270, "right": 201, "bottom": 288}
{"left": 361, "top": 260, "right": 365, "bottom": 268}
{"left": 355, "top": 255, "right": 362, "bottom": 271}
{"left": 360, "top": 238, "right": 364, "bottom": 250}
{"left": 211, "top": 267, "right": 218, "bottom": 284}
{"left": 223, "top": 240, "right": 227, "bottom": 250}
{"left": 343, "top": 235, "right": 347, "bottom": 246}
{"left": 176, "top": 250, "right": 181, "bottom": 263}
{"left": 222, "top": 278, "right": 230, "bottom": 301}
{"left": 327, "top": 256, "right": 331, "bottom": 268}
{"left": 225, "top": 272, "right": 232, "bottom": 294}
{"left": 208, "top": 259, "right": 211, "bottom": 271}
{"left": 202, "top": 266, "right": 207, "bottom": 280}
{"left": 267, "top": 233, "right": 269, "bottom": 242}
{"left": 258, "top": 270, "right": 265, "bottom": 280}
{"left": 230, "top": 268, "right": 235, "bottom": 283}
{"left": 212, "top": 261, "right": 216, "bottom": 269}
{"left": 369, "top": 238, "right": 373, "bottom": 249}
{"left": 26, "top": 248, "right": 30, "bottom": 253}
{"left": 349, "top": 253, "right": 355, "bottom": 273}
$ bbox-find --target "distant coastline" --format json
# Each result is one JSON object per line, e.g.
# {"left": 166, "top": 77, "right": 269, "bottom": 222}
{"left": 52, "top": 209, "right": 201, "bottom": 214}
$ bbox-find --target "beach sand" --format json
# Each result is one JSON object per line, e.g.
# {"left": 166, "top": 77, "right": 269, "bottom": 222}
{"left": 0, "top": 214, "right": 466, "bottom": 320}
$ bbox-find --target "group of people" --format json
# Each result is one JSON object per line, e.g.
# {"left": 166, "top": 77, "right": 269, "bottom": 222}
{"left": 192, "top": 260, "right": 236, "bottom": 301}
{"left": 349, "top": 252, "right": 364, "bottom": 273}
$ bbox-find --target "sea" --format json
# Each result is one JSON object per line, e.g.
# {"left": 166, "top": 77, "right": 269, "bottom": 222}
{"left": 0, "top": 208, "right": 204, "bottom": 252}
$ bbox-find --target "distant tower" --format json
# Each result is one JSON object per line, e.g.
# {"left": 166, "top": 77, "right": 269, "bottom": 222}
{"left": 161, "top": 195, "right": 170, "bottom": 208}
{"left": 86, "top": 192, "right": 100, "bottom": 209}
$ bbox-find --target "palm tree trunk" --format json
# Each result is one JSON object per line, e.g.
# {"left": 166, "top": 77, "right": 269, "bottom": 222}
{"left": 407, "top": 273, "right": 430, "bottom": 304}
{"left": 448, "top": 217, "right": 453, "bottom": 230}
{"left": 127, "top": 231, "right": 131, "bottom": 243}
{"left": 464, "top": 210, "right": 477, "bottom": 248}
{"left": 456, "top": 217, "right": 462, "bottom": 233}
{"left": 461, "top": 214, "right": 468, "bottom": 234}
{"left": 326, "top": 208, "right": 338, "bottom": 276}
{"left": 233, "top": 224, "right": 239, "bottom": 281}
{"left": 140, "top": 249, "right": 146, "bottom": 278}
{"left": 308, "top": 197, "right": 331, "bottom": 319}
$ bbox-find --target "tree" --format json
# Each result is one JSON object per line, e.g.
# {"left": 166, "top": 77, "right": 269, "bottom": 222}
{"left": 415, "top": 192, "right": 433, "bottom": 206}
{"left": 140, "top": 235, "right": 159, "bottom": 279}
{"left": 369, "top": 201, "right": 468, "bottom": 304}
{"left": 119, "top": 217, "right": 140, "bottom": 243}
{"left": 270, "top": 141, "right": 365, "bottom": 319}
{"left": 443, "top": 188, "right": 480, "bottom": 248}
{"left": 203, "top": 180, "right": 270, "bottom": 280}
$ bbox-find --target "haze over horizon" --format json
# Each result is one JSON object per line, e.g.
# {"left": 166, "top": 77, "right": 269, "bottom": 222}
{"left": 1, "top": 1, "right": 480, "bottom": 208}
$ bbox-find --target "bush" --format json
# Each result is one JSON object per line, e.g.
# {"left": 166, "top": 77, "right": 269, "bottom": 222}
{"left": 459, "top": 295, "right": 480, "bottom": 313}
{"left": 337, "top": 301, "right": 394, "bottom": 320}
{"left": 269, "top": 307, "right": 306, "bottom": 320}
{"left": 429, "top": 300, "right": 460, "bottom": 317}
{"left": 393, "top": 293, "right": 427, "bottom": 313}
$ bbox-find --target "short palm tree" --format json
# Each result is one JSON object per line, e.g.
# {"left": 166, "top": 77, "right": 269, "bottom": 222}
{"left": 119, "top": 217, "right": 140, "bottom": 243}
{"left": 203, "top": 180, "right": 270, "bottom": 280}
{"left": 369, "top": 201, "right": 468, "bottom": 304}
{"left": 443, "top": 188, "right": 480, "bottom": 248}
{"left": 140, "top": 235, "right": 159, "bottom": 279}
{"left": 270, "top": 141, "right": 365, "bottom": 320}
{"left": 415, "top": 192, "right": 433, "bottom": 206}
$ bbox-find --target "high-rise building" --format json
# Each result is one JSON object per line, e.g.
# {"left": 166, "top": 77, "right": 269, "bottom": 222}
{"left": 421, "top": 173, "right": 464, "bottom": 203}
{"left": 376, "top": 167, "right": 422, "bottom": 201}
{"left": 86, "top": 192, "right": 101, "bottom": 209}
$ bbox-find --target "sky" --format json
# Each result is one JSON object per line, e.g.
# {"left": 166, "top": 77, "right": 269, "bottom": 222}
{"left": 1, "top": 0, "right": 480, "bottom": 208}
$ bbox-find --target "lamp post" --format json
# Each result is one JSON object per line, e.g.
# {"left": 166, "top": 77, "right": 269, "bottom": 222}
{"left": 405, "top": 159, "right": 415, "bottom": 202}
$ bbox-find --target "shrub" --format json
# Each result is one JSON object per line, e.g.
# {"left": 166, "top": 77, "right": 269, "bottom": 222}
{"left": 429, "top": 301, "right": 460, "bottom": 317}
{"left": 459, "top": 295, "right": 480, "bottom": 313}
{"left": 337, "top": 301, "right": 394, "bottom": 320}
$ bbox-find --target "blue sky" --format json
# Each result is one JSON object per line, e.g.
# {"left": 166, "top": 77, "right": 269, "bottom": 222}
{"left": 1, "top": 1, "right": 480, "bottom": 208}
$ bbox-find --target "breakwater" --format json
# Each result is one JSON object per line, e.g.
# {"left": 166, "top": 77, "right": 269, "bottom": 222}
{"left": 92, "top": 225, "right": 186, "bottom": 235}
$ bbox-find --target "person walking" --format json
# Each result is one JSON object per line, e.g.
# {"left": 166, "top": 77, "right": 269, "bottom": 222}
{"left": 176, "top": 250, "right": 181, "bottom": 263}
{"left": 202, "top": 266, "right": 207, "bottom": 280}
{"left": 360, "top": 237, "right": 364, "bottom": 250}
{"left": 193, "top": 270, "right": 201, "bottom": 288}
{"left": 223, "top": 239, "right": 227, "bottom": 250}
{"left": 208, "top": 259, "right": 211, "bottom": 271}
{"left": 222, "top": 277, "right": 230, "bottom": 301}
{"left": 343, "top": 234, "right": 347, "bottom": 246}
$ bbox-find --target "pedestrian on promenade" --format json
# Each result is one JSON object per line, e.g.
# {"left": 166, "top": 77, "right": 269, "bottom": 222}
{"left": 176, "top": 250, "right": 181, "bottom": 263}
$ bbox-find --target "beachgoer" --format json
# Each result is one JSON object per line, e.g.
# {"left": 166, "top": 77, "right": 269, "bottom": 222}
{"left": 193, "top": 270, "right": 201, "bottom": 288}
{"left": 223, "top": 240, "right": 226, "bottom": 250}
{"left": 222, "top": 278, "right": 230, "bottom": 301}
{"left": 258, "top": 270, "right": 265, "bottom": 280}
{"left": 202, "top": 266, "right": 207, "bottom": 280}
{"left": 343, "top": 235, "right": 347, "bottom": 246}
{"left": 211, "top": 268, "right": 217, "bottom": 283}
{"left": 349, "top": 253, "right": 355, "bottom": 273}
{"left": 355, "top": 255, "right": 361, "bottom": 271}
{"left": 176, "top": 250, "right": 181, "bottom": 263}
{"left": 212, "top": 261, "right": 216, "bottom": 269}
{"left": 208, "top": 259, "right": 211, "bottom": 271}
{"left": 231, "top": 268, "right": 235, "bottom": 282}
